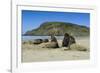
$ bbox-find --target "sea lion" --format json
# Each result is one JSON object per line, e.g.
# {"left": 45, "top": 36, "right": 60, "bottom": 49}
{"left": 70, "top": 44, "right": 87, "bottom": 51}
{"left": 43, "top": 42, "right": 59, "bottom": 48}
{"left": 62, "top": 33, "right": 76, "bottom": 49}
{"left": 43, "top": 35, "right": 59, "bottom": 48}
{"left": 50, "top": 35, "right": 59, "bottom": 48}
{"left": 33, "top": 39, "right": 43, "bottom": 44}
{"left": 51, "top": 35, "right": 57, "bottom": 42}
{"left": 43, "top": 39, "right": 49, "bottom": 43}
{"left": 62, "top": 33, "right": 70, "bottom": 47}
{"left": 70, "top": 36, "right": 76, "bottom": 45}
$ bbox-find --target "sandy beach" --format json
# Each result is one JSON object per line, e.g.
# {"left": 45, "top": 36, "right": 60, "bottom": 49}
{"left": 22, "top": 37, "right": 90, "bottom": 63}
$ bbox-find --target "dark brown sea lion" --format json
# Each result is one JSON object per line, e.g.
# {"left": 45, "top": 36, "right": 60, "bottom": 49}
{"left": 62, "top": 33, "right": 76, "bottom": 48}
{"left": 33, "top": 39, "right": 43, "bottom": 44}
{"left": 62, "top": 33, "right": 70, "bottom": 47}
{"left": 43, "top": 39, "right": 49, "bottom": 43}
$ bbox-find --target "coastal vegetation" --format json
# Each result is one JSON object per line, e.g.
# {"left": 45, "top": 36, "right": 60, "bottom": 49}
{"left": 24, "top": 22, "right": 89, "bottom": 36}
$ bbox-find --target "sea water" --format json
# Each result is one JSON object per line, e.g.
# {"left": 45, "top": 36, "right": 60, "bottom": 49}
{"left": 22, "top": 36, "right": 64, "bottom": 41}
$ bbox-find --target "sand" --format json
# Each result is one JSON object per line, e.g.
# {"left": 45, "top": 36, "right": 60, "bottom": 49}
{"left": 22, "top": 37, "right": 90, "bottom": 63}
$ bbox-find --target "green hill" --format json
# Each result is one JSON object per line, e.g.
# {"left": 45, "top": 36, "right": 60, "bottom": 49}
{"left": 24, "top": 22, "right": 90, "bottom": 36}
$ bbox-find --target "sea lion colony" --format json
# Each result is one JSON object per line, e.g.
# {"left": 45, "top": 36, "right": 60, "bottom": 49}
{"left": 23, "top": 33, "right": 87, "bottom": 51}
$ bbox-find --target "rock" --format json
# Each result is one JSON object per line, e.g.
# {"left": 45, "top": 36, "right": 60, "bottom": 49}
{"left": 33, "top": 39, "right": 43, "bottom": 44}
{"left": 43, "top": 39, "right": 49, "bottom": 43}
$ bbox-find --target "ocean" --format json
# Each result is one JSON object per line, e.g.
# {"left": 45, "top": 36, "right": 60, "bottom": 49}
{"left": 22, "top": 36, "right": 64, "bottom": 41}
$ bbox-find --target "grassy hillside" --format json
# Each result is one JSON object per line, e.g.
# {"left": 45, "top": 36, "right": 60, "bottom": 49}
{"left": 24, "top": 22, "right": 90, "bottom": 36}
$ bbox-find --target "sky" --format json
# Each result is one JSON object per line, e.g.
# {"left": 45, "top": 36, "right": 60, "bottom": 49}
{"left": 22, "top": 10, "right": 90, "bottom": 34}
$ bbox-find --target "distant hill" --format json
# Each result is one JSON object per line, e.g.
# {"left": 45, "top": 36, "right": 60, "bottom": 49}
{"left": 24, "top": 22, "right": 90, "bottom": 36}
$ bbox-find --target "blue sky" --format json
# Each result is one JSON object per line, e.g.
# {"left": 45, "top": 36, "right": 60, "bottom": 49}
{"left": 22, "top": 10, "right": 90, "bottom": 34}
